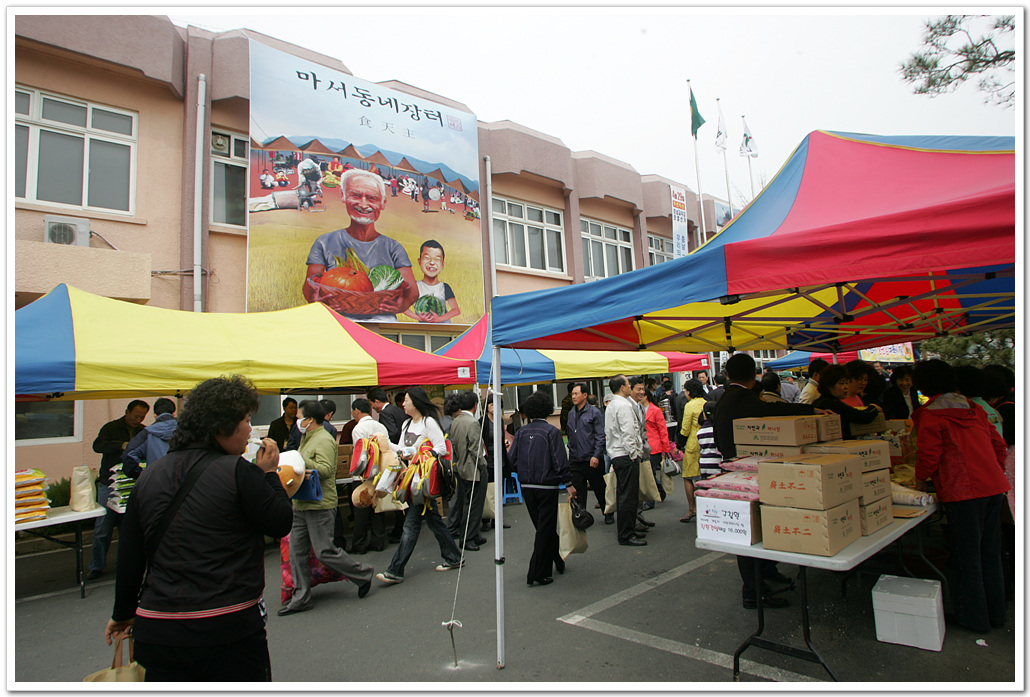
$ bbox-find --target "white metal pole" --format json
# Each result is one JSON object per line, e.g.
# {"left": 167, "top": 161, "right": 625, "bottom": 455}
{"left": 193, "top": 74, "right": 207, "bottom": 312}
{"left": 742, "top": 115, "right": 755, "bottom": 201}
{"left": 717, "top": 98, "right": 733, "bottom": 218}
{"left": 483, "top": 155, "right": 506, "bottom": 669}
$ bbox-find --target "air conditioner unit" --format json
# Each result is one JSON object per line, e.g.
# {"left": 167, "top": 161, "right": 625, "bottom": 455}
{"left": 43, "top": 215, "right": 91, "bottom": 247}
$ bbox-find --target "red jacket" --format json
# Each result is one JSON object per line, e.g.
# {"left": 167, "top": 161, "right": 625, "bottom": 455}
{"left": 645, "top": 402, "right": 671, "bottom": 456}
{"left": 912, "top": 393, "right": 1009, "bottom": 503}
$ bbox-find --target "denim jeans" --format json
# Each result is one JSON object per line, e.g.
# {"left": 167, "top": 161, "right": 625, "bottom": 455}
{"left": 386, "top": 501, "right": 461, "bottom": 578}
{"left": 89, "top": 484, "right": 120, "bottom": 572}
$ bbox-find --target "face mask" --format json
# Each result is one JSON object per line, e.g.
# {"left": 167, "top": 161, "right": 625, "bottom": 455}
{"left": 296, "top": 417, "right": 311, "bottom": 434}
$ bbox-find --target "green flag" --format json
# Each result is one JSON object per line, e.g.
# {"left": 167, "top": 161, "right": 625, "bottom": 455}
{"left": 689, "top": 87, "right": 705, "bottom": 137}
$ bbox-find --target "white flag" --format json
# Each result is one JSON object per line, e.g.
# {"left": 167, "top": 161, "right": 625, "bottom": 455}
{"left": 739, "top": 118, "right": 758, "bottom": 158}
{"left": 715, "top": 103, "right": 727, "bottom": 152}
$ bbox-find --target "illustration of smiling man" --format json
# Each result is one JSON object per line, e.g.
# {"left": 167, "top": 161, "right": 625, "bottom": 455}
{"left": 303, "top": 169, "right": 419, "bottom": 321}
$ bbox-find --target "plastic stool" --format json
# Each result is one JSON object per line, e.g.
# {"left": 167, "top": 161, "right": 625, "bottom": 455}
{"left": 502, "top": 473, "right": 523, "bottom": 504}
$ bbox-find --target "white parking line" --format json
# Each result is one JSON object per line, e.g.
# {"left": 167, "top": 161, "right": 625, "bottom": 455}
{"left": 558, "top": 552, "right": 824, "bottom": 683}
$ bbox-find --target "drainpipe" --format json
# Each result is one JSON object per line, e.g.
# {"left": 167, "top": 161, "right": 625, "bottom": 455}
{"left": 193, "top": 74, "right": 207, "bottom": 312}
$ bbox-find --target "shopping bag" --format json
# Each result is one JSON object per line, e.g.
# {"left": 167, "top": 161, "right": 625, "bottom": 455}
{"left": 83, "top": 637, "right": 145, "bottom": 682}
{"left": 603, "top": 471, "right": 618, "bottom": 515}
{"left": 291, "top": 470, "right": 323, "bottom": 502}
{"left": 373, "top": 493, "right": 407, "bottom": 514}
{"left": 557, "top": 501, "right": 588, "bottom": 560}
{"left": 69, "top": 466, "right": 98, "bottom": 512}
{"left": 279, "top": 534, "right": 345, "bottom": 605}
{"left": 638, "top": 460, "right": 661, "bottom": 502}
{"left": 661, "top": 472, "right": 675, "bottom": 496}
{"left": 482, "top": 482, "right": 496, "bottom": 520}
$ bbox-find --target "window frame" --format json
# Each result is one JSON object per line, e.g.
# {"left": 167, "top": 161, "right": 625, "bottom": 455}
{"left": 14, "top": 400, "right": 84, "bottom": 446}
{"left": 14, "top": 86, "right": 138, "bottom": 215}
{"left": 648, "top": 234, "right": 675, "bottom": 266}
{"left": 210, "top": 130, "right": 250, "bottom": 228}
{"left": 580, "top": 217, "right": 634, "bottom": 280}
{"left": 491, "top": 195, "right": 566, "bottom": 274}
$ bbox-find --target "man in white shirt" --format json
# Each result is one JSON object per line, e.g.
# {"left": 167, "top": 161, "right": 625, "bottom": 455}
{"left": 350, "top": 398, "right": 390, "bottom": 554}
{"left": 605, "top": 375, "right": 647, "bottom": 546}
{"left": 798, "top": 358, "right": 829, "bottom": 405}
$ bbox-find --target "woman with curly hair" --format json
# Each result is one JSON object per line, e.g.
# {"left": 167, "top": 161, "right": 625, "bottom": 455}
{"left": 104, "top": 375, "right": 294, "bottom": 681}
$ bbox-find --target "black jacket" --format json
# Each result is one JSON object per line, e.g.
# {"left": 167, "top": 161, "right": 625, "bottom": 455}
{"left": 812, "top": 395, "right": 880, "bottom": 439}
{"left": 881, "top": 386, "right": 919, "bottom": 420}
{"left": 93, "top": 417, "right": 144, "bottom": 483}
{"left": 113, "top": 447, "right": 293, "bottom": 627}
{"left": 566, "top": 403, "right": 605, "bottom": 462}
{"left": 507, "top": 420, "right": 572, "bottom": 488}
{"left": 712, "top": 384, "right": 815, "bottom": 460}
{"left": 378, "top": 403, "right": 408, "bottom": 443}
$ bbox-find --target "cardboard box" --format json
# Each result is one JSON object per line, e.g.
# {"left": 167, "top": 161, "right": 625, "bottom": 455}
{"left": 872, "top": 575, "right": 945, "bottom": 651}
{"left": 696, "top": 497, "right": 761, "bottom": 546}
{"left": 336, "top": 444, "right": 353, "bottom": 478}
{"left": 802, "top": 439, "right": 891, "bottom": 472}
{"left": 860, "top": 468, "right": 891, "bottom": 504}
{"left": 736, "top": 444, "right": 806, "bottom": 460}
{"left": 757, "top": 454, "right": 860, "bottom": 510}
{"left": 849, "top": 411, "right": 887, "bottom": 436}
{"left": 802, "top": 413, "right": 842, "bottom": 442}
{"left": 859, "top": 496, "right": 894, "bottom": 535}
{"left": 761, "top": 499, "right": 859, "bottom": 556}
{"left": 733, "top": 416, "right": 818, "bottom": 447}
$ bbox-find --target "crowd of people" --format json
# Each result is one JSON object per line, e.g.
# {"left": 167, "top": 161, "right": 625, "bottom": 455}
{"left": 92, "top": 352, "right": 1015, "bottom": 680}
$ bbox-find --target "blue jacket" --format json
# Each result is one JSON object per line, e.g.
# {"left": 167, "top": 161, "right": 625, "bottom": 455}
{"left": 122, "top": 414, "right": 177, "bottom": 479}
{"left": 507, "top": 419, "right": 571, "bottom": 489}
{"left": 566, "top": 403, "right": 605, "bottom": 462}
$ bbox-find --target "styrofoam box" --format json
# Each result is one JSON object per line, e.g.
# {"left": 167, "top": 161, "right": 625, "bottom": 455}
{"left": 871, "top": 575, "right": 945, "bottom": 651}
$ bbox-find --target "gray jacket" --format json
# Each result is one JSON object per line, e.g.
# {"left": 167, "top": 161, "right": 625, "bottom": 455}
{"left": 449, "top": 412, "right": 487, "bottom": 481}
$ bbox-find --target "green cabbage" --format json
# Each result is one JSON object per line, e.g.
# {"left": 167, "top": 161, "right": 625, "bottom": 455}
{"left": 368, "top": 265, "right": 403, "bottom": 291}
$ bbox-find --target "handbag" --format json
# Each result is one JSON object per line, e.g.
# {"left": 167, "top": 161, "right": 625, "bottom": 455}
{"left": 638, "top": 459, "right": 661, "bottom": 502}
{"left": 662, "top": 454, "right": 681, "bottom": 476}
{"left": 603, "top": 471, "right": 618, "bottom": 515}
{"left": 83, "top": 637, "right": 145, "bottom": 682}
{"left": 570, "top": 497, "right": 594, "bottom": 530}
{"left": 557, "top": 500, "right": 588, "bottom": 560}
{"left": 291, "top": 470, "right": 323, "bottom": 502}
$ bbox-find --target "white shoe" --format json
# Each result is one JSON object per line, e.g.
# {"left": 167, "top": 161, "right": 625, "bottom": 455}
{"left": 376, "top": 572, "right": 403, "bottom": 585}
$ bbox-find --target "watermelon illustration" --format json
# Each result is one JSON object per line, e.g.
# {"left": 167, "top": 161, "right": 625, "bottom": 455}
{"left": 368, "top": 265, "right": 403, "bottom": 291}
{"left": 413, "top": 294, "right": 446, "bottom": 316}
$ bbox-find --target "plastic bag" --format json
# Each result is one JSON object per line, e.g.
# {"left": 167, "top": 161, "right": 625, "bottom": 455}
{"left": 69, "top": 466, "right": 98, "bottom": 512}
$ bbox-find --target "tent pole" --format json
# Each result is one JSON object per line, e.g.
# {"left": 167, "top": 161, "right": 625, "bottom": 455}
{"left": 485, "top": 155, "right": 506, "bottom": 670}
{"left": 492, "top": 345, "right": 505, "bottom": 669}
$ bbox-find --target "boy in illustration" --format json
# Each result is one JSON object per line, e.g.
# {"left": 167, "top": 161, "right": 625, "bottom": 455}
{"left": 404, "top": 240, "right": 461, "bottom": 323}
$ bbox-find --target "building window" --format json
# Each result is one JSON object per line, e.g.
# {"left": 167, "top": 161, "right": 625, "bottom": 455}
{"left": 15, "top": 400, "right": 81, "bottom": 444}
{"left": 14, "top": 87, "right": 136, "bottom": 214}
{"left": 491, "top": 196, "right": 565, "bottom": 273}
{"left": 380, "top": 333, "right": 455, "bottom": 354}
{"left": 648, "top": 235, "right": 675, "bottom": 265}
{"left": 581, "top": 218, "right": 633, "bottom": 280}
{"left": 211, "top": 131, "right": 249, "bottom": 227}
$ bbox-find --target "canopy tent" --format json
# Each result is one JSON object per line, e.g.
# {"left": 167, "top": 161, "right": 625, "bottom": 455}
{"left": 435, "top": 315, "right": 709, "bottom": 385}
{"left": 492, "top": 131, "right": 1015, "bottom": 354}
{"left": 766, "top": 350, "right": 860, "bottom": 371}
{"left": 15, "top": 285, "right": 474, "bottom": 400}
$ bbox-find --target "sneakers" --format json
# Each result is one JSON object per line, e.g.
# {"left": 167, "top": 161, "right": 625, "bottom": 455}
{"left": 435, "top": 560, "right": 465, "bottom": 572}
{"left": 376, "top": 571, "right": 403, "bottom": 585}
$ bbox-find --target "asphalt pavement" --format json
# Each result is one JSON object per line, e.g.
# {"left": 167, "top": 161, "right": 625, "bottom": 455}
{"left": 12, "top": 485, "right": 1018, "bottom": 686}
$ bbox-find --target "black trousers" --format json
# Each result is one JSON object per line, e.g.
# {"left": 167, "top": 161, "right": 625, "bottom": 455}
{"left": 611, "top": 456, "right": 640, "bottom": 542}
{"left": 737, "top": 556, "right": 782, "bottom": 600}
{"left": 943, "top": 494, "right": 1007, "bottom": 630}
{"left": 135, "top": 629, "right": 271, "bottom": 681}
{"left": 448, "top": 474, "right": 487, "bottom": 543}
{"left": 569, "top": 460, "right": 606, "bottom": 511}
{"left": 350, "top": 506, "right": 386, "bottom": 552}
{"left": 523, "top": 487, "right": 560, "bottom": 583}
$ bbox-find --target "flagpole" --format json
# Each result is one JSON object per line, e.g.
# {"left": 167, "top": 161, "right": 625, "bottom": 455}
{"left": 717, "top": 98, "right": 734, "bottom": 217}
{"left": 742, "top": 115, "right": 755, "bottom": 199}
{"left": 687, "top": 80, "right": 707, "bottom": 244}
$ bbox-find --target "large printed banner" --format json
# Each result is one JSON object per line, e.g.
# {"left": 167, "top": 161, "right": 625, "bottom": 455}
{"left": 859, "top": 342, "right": 915, "bottom": 364}
{"left": 247, "top": 40, "right": 484, "bottom": 325}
